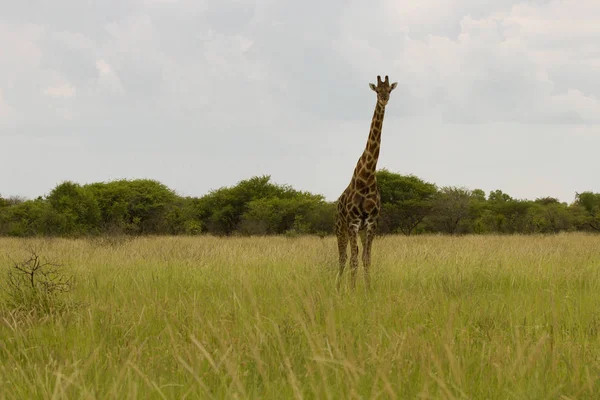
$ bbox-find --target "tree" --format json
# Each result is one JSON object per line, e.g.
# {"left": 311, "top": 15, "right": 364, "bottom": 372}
{"left": 573, "top": 192, "right": 600, "bottom": 232}
{"left": 239, "top": 198, "right": 297, "bottom": 235}
{"left": 469, "top": 189, "right": 490, "bottom": 233}
{"left": 44, "top": 181, "right": 101, "bottom": 236}
{"left": 496, "top": 200, "right": 534, "bottom": 233}
{"left": 488, "top": 190, "right": 512, "bottom": 204}
{"left": 1, "top": 173, "right": 598, "bottom": 237}
{"left": 239, "top": 194, "right": 333, "bottom": 236}
{"left": 529, "top": 200, "right": 574, "bottom": 233}
{"left": 0, "top": 198, "right": 49, "bottom": 237}
{"left": 483, "top": 190, "right": 536, "bottom": 233}
{"left": 164, "top": 196, "right": 204, "bottom": 235}
{"left": 85, "top": 179, "right": 177, "bottom": 234}
{"left": 196, "top": 175, "right": 324, "bottom": 235}
{"left": 376, "top": 169, "right": 437, "bottom": 235}
{"left": 429, "top": 187, "right": 472, "bottom": 234}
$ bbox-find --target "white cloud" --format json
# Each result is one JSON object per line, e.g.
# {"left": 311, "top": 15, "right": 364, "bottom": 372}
{"left": 96, "top": 59, "right": 112, "bottom": 75}
{"left": 1, "top": 0, "right": 600, "bottom": 202}
{"left": 545, "top": 90, "right": 600, "bottom": 123}
{"left": 95, "top": 59, "right": 125, "bottom": 95}
{"left": 43, "top": 84, "right": 76, "bottom": 98}
{"left": 0, "top": 89, "right": 14, "bottom": 119}
{"left": 51, "top": 30, "right": 95, "bottom": 50}
{"left": 0, "top": 23, "right": 45, "bottom": 76}
{"left": 335, "top": 0, "right": 600, "bottom": 125}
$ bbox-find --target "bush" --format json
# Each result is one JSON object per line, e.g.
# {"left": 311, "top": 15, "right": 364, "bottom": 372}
{"left": 3, "top": 250, "right": 73, "bottom": 314}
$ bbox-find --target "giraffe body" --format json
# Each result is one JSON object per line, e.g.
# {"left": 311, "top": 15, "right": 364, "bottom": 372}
{"left": 335, "top": 75, "right": 397, "bottom": 290}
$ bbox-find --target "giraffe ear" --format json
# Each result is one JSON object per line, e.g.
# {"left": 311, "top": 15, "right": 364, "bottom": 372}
{"left": 369, "top": 83, "right": 377, "bottom": 91}
{"left": 390, "top": 82, "right": 398, "bottom": 91}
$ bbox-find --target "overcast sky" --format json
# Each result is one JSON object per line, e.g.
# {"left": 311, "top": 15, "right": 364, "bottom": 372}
{"left": 1, "top": 0, "right": 599, "bottom": 203}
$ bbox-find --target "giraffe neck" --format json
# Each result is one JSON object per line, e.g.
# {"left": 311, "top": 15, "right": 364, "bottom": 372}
{"left": 351, "top": 100, "right": 386, "bottom": 187}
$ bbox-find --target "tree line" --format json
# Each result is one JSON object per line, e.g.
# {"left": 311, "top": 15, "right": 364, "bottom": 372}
{"left": 1, "top": 170, "right": 599, "bottom": 237}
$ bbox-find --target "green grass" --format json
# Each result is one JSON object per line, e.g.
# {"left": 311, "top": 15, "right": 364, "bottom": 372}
{"left": 1, "top": 234, "right": 600, "bottom": 399}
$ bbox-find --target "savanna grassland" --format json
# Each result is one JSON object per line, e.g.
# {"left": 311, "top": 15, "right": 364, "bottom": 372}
{"left": 1, "top": 234, "right": 600, "bottom": 399}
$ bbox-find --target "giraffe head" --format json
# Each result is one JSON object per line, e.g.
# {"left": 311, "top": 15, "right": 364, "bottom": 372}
{"left": 369, "top": 75, "right": 397, "bottom": 106}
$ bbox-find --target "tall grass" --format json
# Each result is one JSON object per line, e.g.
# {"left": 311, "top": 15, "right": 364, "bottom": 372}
{"left": 1, "top": 234, "right": 599, "bottom": 399}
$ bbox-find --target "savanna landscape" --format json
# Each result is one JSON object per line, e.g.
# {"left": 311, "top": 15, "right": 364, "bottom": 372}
{"left": 1, "top": 233, "right": 599, "bottom": 399}
{"left": 4, "top": 1, "right": 600, "bottom": 399}
{"left": 2, "top": 145, "right": 600, "bottom": 400}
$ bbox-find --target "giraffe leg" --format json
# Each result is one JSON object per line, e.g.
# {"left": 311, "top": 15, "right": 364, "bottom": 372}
{"left": 348, "top": 223, "right": 360, "bottom": 290}
{"left": 362, "top": 223, "right": 377, "bottom": 290}
{"left": 359, "top": 230, "right": 368, "bottom": 288}
{"left": 336, "top": 228, "right": 348, "bottom": 290}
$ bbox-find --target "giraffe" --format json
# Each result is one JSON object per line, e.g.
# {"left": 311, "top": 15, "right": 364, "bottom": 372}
{"left": 335, "top": 75, "right": 397, "bottom": 290}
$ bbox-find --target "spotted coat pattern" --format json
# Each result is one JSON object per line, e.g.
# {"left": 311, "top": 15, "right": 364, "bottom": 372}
{"left": 335, "top": 75, "right": 397, "bottom": 290}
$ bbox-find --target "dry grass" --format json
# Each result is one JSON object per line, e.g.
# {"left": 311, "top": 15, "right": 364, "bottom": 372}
{"left": 1, "top": 233, "right": 599, "bottom": 399}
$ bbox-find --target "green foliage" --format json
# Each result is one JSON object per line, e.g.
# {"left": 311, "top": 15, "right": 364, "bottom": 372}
{"left": 574, "top": 192, "right": 600, "bottom": 232}
{"left": 529, "top": 201, "right": 574, "bottom": 233}
{"left": 240, "top": 197, "right": 333, "bottom": 235}
{"left": 0, "top": 198, "right": 49, "bottom": 237}
{"left": 163, "top": 197, "right": 203, "bottom": 235}
{"left": 0, "top": 173, "right": 599, "bottom": 237}
{"left": 469, "top": 189, "right": 489, "bottom": 233}
{"left": 428, "top": 186, "right": 473, "bottom": 234}
{"left": 488, "top": 189, "right": 512, "bottom": 203}
{"left": 0, "top": 195, "right": 25, "bottom": 208}
{"left": 376, "top": 169, "right": 437, "bottom": 235}
{"left": 85, "top": 179, "right": 177, "bottom": 234}
{"left": 494, "top": 199, "right": 533, "bottom": 233}
{"left": 196, "top": 175, "right": 326, "bottom": 236}
{"left": 303, "top": 201, "right": 336, "bottom": 236}
{"left": 44, "top": 181, "right": 101, "bottom": 236}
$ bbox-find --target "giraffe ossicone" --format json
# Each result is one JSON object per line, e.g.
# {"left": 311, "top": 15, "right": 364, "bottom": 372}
{"left": 335, "top": 75, "right": 397, "bottom": 290}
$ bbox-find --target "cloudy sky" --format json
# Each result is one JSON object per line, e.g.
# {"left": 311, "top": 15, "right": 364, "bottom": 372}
{"left": 1, "top": 0, "right": 599, "bottom": 203}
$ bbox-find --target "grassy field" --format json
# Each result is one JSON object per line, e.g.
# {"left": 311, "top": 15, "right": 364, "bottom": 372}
{"left": 0, "top": 234, "right": 599, "bottom": 399}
